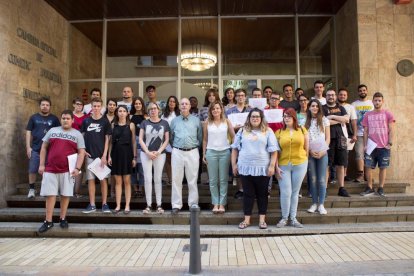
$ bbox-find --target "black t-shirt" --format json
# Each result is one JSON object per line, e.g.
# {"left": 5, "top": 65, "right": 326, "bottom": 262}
{"left": 81, "top": 116, "right": 112, "bottom": 158}
{"left": 26, "top": 113, "right": 60, "bottom": 152}
{"left": 280, "top": 100, "right": 300, "bottom": 111}
{"left": 323, "top": 104, "right": 347, "bottom": 139}
{"left": 130, "top": 114, "right": 145, "bottom": 136}
{"left": 140, "top": 119, "right": 170, "bottom": 153}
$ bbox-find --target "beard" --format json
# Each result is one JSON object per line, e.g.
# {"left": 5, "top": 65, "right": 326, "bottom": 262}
{"left": 337, "top": 99, "right": 346, "bottom": 104}
{"left": 359, "top": 93, "right": 367, "bottom": 99}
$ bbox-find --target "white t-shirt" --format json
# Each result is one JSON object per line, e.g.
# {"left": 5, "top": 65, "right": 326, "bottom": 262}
{"left": 117, "top": 100, "right": 133, "bottom": 112}
{"left": 311, "top": 96, "right": 326, "bottom": 105}
{"left": 207, "top": 122, "right": 230, "bottom": 151}
{"left": 342, "top": 103, "right": 357, "bottom": 120}
{"left": 308, "top": 117, "right": 330, "bottom": 142}
{"left": 351, "top": 99, "right": 374, "bottom": 136}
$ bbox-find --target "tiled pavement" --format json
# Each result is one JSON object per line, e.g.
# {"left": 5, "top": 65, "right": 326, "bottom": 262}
{"left": 0, "top": 232, "right": 414, "bottom": 275}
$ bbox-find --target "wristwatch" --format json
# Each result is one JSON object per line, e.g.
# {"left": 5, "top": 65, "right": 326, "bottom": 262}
{"left": 388, "top": 142, "right": 393, "bottom": 146}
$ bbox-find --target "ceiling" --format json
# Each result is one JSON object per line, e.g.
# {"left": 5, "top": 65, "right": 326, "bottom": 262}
{"left": 47, "top": 0, "right": 343, "bottom": 58}
{"left": 45, "top": 0, "right": 347, "bottom": 20}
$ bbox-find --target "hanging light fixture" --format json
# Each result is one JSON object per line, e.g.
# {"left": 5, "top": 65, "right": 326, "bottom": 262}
{"left": 180, "top": 43, "right": 217, "bottom": 72}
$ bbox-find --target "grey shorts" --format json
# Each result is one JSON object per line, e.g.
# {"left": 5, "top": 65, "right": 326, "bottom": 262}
{"left": 28, "top": 151, "right": 40, "bottom": 174}
{"left": 40, "top": 172, "right": 74, "bottom": 197}
{"left": 354, "top": 136, "right": 365, "bottom": 160}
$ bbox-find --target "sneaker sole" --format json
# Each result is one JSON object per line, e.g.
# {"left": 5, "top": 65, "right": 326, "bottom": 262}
{"left": 102, "top": 210, "right": 112, "bottom": 213}
{"left": 82, "top": 209, "right": 97, "bottom": 214}
{"left": 360, "top": 193, "right": 376, "bottom": 196}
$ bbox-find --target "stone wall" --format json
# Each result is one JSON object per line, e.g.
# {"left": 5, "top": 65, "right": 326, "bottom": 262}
{"left": 0, "top": 0, "right": 69, "bottom": 206}
{"left": 356, "top": 0, "right": 414, "bottom": 188}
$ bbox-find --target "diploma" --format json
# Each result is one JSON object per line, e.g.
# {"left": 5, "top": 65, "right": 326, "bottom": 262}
{"left": 248, "top": 98, "right": 267, "bottom": 110}
{"left": 366, "top": 138, "right": 377, "bottom": 155}
{"left": 264, "top": 109, "right": 283, "bottom": 123}
{"left": 227, "top": 113, "right": 249, "bottom": 127}
{"left": 87, "top": 158, "right": 111, "bottom": 180}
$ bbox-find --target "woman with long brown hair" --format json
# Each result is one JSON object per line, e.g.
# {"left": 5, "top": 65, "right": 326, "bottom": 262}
{"left": 199, "top": 88, "right": 220, "bottom": 121}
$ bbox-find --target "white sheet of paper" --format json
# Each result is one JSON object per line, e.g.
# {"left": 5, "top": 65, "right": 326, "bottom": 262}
{"left": 347, "top": 138, "right": 355, "bottom": 151}
{"left": 87, "top": 158, "right": 111, "bottom": 180}
{"left": 67, "top": 153, "right": 78, "bottom": 174}
{"left": 366, "top": 138, "right": 377, "bottom": 155}
{"left": 264, "top": 109, "right": 283, "bottom": 123}
{"left": 228, "top": 113, "right": 249, "bottom": 127}
{"left": 248, "top": 98, "right": 267, "bottom": 110}
{"left": 309, "top": 137, "right": 329, "bottom": 152}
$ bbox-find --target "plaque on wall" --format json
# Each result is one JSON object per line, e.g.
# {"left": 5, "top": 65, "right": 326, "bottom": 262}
{"left": 397, "top": 59, "right": 414, "bottom": 77}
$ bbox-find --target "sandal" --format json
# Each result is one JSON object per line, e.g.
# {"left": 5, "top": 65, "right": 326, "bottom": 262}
{"left": 218, "top": 206, "right": 225, "bottom": 214}
{"left": 114, "top": 209, "right": 121, "bottom": 214}
{"left": 238, "top": 221, "right": 250, "bottom": 229}
{"left": 212, "top": 206, "right": 219, "bottom": 214}
{"left": 259, "top": 221, "right": 268, "bottom": 229}
{"left": 156, "top": 206, "right": 164, "bottom": 214}
{"left": 143, "top": 206, "right": 151, "bottom": 214}
{"left": 75, "top": 194, "right": 83, "bottom": 198}
{"left": 124, "top": 209, "right": 131, "bottom": 215}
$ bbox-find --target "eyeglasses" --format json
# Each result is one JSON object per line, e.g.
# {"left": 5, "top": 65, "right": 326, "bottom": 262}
{"left": 75, "top": 103, "right": 83, "bottom": 106}
{"left": 250, "top": 115, "right": 261, "bottom": 119}
{"left": 270, "top": 97, "right": 280, "bottom": 100}
{"left": 283, "top": 115, "right": 293, "bottom": 119}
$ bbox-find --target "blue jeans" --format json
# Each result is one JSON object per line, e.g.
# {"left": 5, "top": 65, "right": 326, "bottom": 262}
{"left": 206, "top": 149, "right": 230, "bottom": 205}
{"left": 308, "top": 155, "right": 328, "bottom": 205}
{"left": 279, "top": 161, "right": 308, "bottom": 220}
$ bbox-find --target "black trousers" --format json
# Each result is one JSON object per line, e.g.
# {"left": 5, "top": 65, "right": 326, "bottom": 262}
{"left": 240, "top": 175, "right": 270, "bottom": 216}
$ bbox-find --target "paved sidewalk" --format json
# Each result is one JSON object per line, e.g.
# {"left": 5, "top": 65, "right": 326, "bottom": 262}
{"left": 0, "top": 232, "right": 413, "bottom": 275}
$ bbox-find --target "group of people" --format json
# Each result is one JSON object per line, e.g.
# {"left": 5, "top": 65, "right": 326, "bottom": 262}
{"left": 25, "top": 81, "right": 394, "bottom": 233}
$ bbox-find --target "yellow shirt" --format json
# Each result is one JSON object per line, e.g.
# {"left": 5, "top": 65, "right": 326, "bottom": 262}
{"left": 275, "top": 127, "right": 308, "bottom": 166}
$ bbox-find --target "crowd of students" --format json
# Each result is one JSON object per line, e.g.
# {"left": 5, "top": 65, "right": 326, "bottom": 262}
{"left": 26, "top": 81, "right": 395, "bottom": 233}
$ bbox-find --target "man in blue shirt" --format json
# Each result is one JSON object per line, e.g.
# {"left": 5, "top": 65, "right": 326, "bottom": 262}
{"left": 170, "top": 98, "right": 202, "bottom": 214}
{"left": 26, "top": 97, "right": 60, "bottom": 199}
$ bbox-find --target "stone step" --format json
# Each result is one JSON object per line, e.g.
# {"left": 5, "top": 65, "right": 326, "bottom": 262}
{"left": 7, "top": 193, "right": 414, "bottom": 211}
{"left": 0, "top": 206, "right": 413, "bottom": 225}
{"left": 1, "top": 221, "right": 414, "bottom": 238}
{"left": 15, "top": 182, "right": 411, "bottom": 196}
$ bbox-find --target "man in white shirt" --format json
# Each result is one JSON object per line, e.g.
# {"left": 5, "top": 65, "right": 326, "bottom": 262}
{"left": 117, "top": 86, "right": 134, "bottom": 112}
{"left": 311, "top": 80, "right": 327, "bottom": 105}
{"left": 351, "top": 84, "right": 374, "bottom": 183}
{"left": 83, "top": 88, "right": 106, "bottom": 115}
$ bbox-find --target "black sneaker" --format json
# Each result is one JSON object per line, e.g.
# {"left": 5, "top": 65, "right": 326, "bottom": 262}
{"left": 377, "top": 187, "right": 385, "bottom": 197}
{"left": 344, "top": 176, "right": 352, "bottom": 182}
{"left": 234, "top": 190, "right": 243, "bottom": 199}
{"left": 360, "top": 186, "right": 375, "bottom": 196}
{"left": 59, "top": 218, "right": 69, "bottom": 229}
{"left": 338, "top": 187, "right": 350, "bottom": 197}
{"left": 38, "top": 221, "right": 54, "bottom": 233}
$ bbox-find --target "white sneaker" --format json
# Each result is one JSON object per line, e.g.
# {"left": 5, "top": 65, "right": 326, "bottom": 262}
{"left": 307, "top": 204, "right": 318, "bottom": 213}
{"left": 318, "top": 204, "right": 327, "bottom": 215}
{"left": 27, "top": 189, "right": 35, "bottom": 199}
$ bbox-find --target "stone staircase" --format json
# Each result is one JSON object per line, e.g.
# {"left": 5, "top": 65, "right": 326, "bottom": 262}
{"left": 1, "top": 179, "right": 414, "bottom": 237}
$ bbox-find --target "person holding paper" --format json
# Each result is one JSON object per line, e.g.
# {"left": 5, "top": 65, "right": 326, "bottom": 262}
{"left": 225, "top": 89, "right": 252, "bottom": 199}
{"left": 108, "top": 105, "right": 137, "bottom": 214}
{"left": 275, "top": 108, "right": 308, "bottom": 228}
{"left": 37, "top": 110, "right": 85, "bottom": 233}
{"left": 360, "top": 92, "right": 395, "bottom": 197}
{"left": 202, "top": 101, "right": 235, "bottom": 214}
{"left": 81, "top": 97, "right": 112, "bottom": 214}
{"left": 305, "top": 99, "right": 330, "bottom": 215}
{"left": 231, "top": 108, "right": 279, "bottom": 229}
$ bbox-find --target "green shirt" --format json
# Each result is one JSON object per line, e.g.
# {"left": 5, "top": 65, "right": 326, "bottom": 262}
{"left": 170, "top": 114, "right": 202, "bottom": 149}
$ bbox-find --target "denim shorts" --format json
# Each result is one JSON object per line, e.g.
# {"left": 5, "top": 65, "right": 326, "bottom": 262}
{"left": 364, "top": 148, "right": 390, "bottom": 169}
{"left": 28, "top": 151, "right": 40, "bottom": 174}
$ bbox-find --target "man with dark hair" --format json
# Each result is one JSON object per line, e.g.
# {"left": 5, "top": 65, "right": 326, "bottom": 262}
{"left": 360, "top": 92, "right": 395, "bottom": 197}
{"left": 352, "top": 84, "right": 374, "bottom": 182}
{"left": 189, "top": 96, "right": 200, "bottom": 118}
{"left": 83, "top": 88, "right": 105, "bottom": 115}
{"left": 145, "top": 85, "right": 166, "bottom": 110}
{"left": 323, "top": 89, "right": 350, "bottom": 197}
{"left": 280, "top": 84, "right": 300, "bottom": 111}
{"left": 37, "top": 110, "right": 85, "bottom": 233}
{"left": 251, "top": 87, "right": 263, "bottom": 98}
{"left": 117, "top": 86, "right": 134, "bottom": 112}
{"left": 295, "top": 88, "right": 304, "bottom": 100}
{"left": 26, "top": 96, "right": 60, "bottom": 199}
{"left": 312, "top": 80, "right": 327, "bottom": 105}
{"left": 81, "top": 97, "right": 112, "bottom": 214}
{"left": 263, "top": 86, "right": 273, "bottom": 104}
